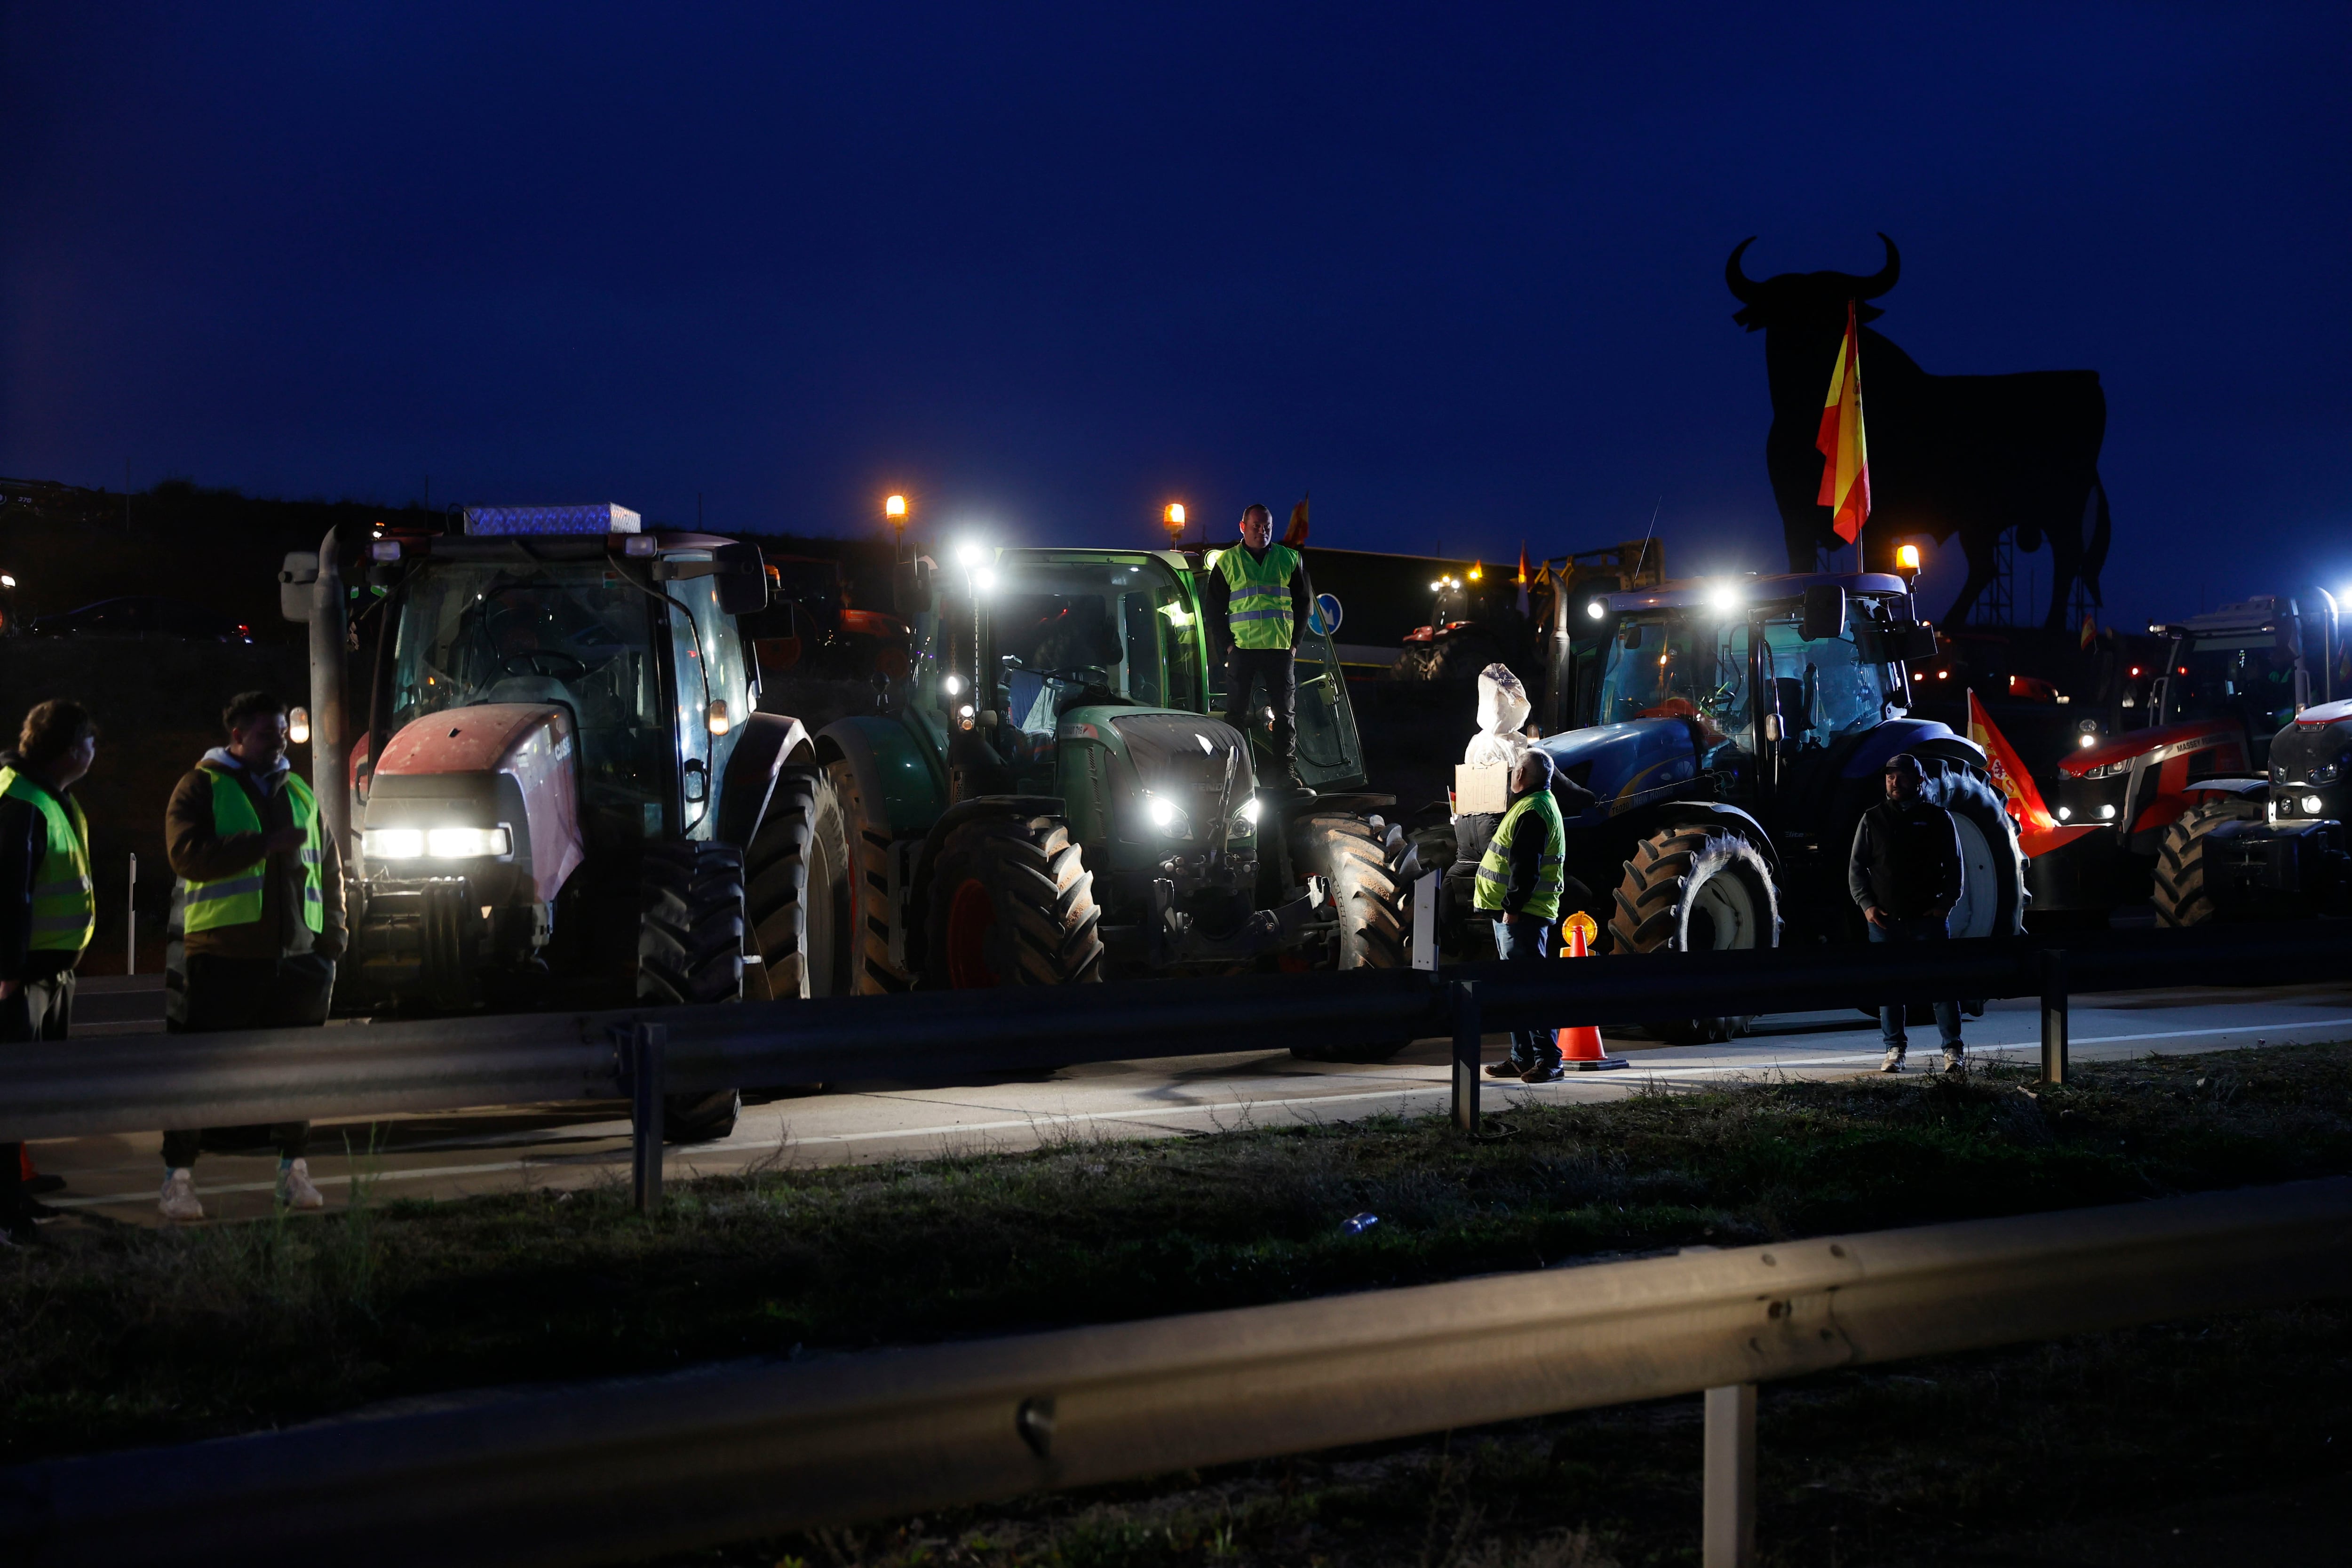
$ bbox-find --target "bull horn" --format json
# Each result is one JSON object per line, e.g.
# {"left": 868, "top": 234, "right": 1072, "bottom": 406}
{"left": 1724, "top": 237, "right": 1762, "bottom": 303}
{"left": 1857, "top": 232, "right": 1900, "bottom": 298}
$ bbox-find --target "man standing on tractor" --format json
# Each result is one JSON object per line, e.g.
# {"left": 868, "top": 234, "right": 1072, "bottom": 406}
{"left": 0, "top": 700, "right": 98, "bottom": 1247}
{"left": 1478, "top": 749, "right": 1569, "bottom": 1082}
{"left": 157, "top": 691, "right": 346, "bottom": 1221}
{"left": 1205, "top": 502, "right": 1311, "bottom": 790}
{"left": 1849, "top": 753, "right": 1967, "bottom": 1076}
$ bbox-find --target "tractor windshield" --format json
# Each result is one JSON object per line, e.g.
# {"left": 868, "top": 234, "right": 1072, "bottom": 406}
{"left": 2166, "top": 635, "right": 2301, "bottom": 736}
{"left": 385, "top": 560, "right": 670, "bottom": 837}
{"left": 1754, "top": 608, "right": 1900, "bottom": 749}
{"left": 1595, "top": 615, "right": 1749, "bottom": 740}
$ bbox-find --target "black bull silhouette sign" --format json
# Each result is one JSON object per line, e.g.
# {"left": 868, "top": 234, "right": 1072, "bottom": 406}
{"left": 1728, "top": 235, "right": 2111, "bottom": 629}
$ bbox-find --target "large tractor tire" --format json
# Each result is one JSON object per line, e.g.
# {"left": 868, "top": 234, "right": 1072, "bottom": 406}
{"left": 1918, "top": 759, "right": 2029, "bottom": 939}
{"left": 923, "top": 813, "right": 1104, "bottom": 988}
{"left": 1608, "top": 825, "right": 1779, "bottom": 1043}
{"left": 1287, "top": 812, "right": 1412, "bottom": 1062}
{"left": 2152, "top": 798, "right": 2265, "bottom": 927}
{"left": 638, "top": 840, "right": 745, "bottom": 1143}
{"left": 745, "top": 768, "right": 854, "bottom": 999}
{"left": 825, "top": 756, "right": 904, "bottom": 994}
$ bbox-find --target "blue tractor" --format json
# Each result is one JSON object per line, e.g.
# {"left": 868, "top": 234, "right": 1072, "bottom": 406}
{"left": 1478, "top": 570, "right": 2028, "bottom": 1041}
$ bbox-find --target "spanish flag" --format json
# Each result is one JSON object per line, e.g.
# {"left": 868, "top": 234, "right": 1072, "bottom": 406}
{"left": 1816, "top": 301, "right": 1870, "bottom": 546}
{"left": 1969, "top": 691, "right": 2097, "bottom": 860}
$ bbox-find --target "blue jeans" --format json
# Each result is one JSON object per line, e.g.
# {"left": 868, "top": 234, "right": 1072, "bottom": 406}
{"left": 1868, "top": 915, "right": 1962, "bottom": 1052}
{"left": 1492, "top": 918, "right": 1559, "bottom": 1069}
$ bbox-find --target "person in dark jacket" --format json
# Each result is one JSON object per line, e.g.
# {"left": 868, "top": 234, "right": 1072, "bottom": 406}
{"left": 0, "top": 700, "right": 99, "bottom": 1247}
{"left": 1200, "top": 503, "right": 1313, "bottom": 789}
{"left": 1848, "top": 752, "right": 1966, "bottom": 1074}
{"left": 157, "top": 691, "right": 347, "bottom": 1221}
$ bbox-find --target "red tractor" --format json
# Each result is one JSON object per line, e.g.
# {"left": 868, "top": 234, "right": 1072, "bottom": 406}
{"left": 2039, "top": 595, "right": 2342, "bottom": 924}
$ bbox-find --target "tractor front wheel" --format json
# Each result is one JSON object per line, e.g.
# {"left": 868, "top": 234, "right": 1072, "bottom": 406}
{"left": 922, "top": 814, "right": 1104, "bottom": 987}
{"left": 1608, "top": 825, "right": 1779, "bottom": 1043}
{"left": 2152, "top": 798, "right": 2266, "bottom": 926}
{"left": 1287, "top": 812, "right": 1412, "bottom": 1062}
{"left": 745, "top": 768, "right": 854, "bottom": 999}
{"left": 639, "top": 840, "right": 746, "bottom": 1143}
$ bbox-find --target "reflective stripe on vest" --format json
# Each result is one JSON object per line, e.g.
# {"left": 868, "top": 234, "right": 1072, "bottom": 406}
{"left": 0, "top": 769, "right": 95, "bottom": 952}
{"left": 1473, "top": 788, "right": 1567, "bottom": 922}
{"left": 183, "top": 766, "right": 324, "bottom": 935}
{"left": 1217, "top": 543, "right": 1301, "bottom": 650}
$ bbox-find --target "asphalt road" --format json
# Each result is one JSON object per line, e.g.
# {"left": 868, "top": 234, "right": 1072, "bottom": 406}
{"left": 26, "top": 974, "right": 2352, "bottom": 1227}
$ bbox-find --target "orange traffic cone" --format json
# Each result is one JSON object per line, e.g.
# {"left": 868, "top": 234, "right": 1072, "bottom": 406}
{"left": 1554, "top": 914, "right": 1628, "bottom": 1071}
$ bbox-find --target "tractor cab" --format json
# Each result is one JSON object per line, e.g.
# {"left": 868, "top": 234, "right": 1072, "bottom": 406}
{"left": 1552, "top": 573, "right": 1939, "bottom": 839}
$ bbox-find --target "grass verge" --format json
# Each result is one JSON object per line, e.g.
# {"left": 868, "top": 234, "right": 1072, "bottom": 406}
{"left": 6, "top": 1045, "right": 2351, "bottom": 1563}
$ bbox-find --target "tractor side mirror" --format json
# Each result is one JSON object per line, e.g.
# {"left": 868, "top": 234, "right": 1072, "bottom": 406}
{"left": 279, "top": 552, "right": 319, "bottom": 624}
{"left": 1800, "top": 584, "right": 1847, "bottom": 642}
{"left": 713, "top": 542, "right": 769, "bottom": 617}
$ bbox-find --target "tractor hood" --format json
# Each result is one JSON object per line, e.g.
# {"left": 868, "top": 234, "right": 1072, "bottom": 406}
{"left": 2061, "top": 717, "right": 2241, "bottom": 779}
{"left": 2271, "top": 702, "right": 2352, "bottom": 783}
{"left": 364, "top": 703, "right": 584, "bottom": 905}
{"left": 1058, "top": 704, "right": 1252, "bottom": 846}
{"left": 1533, "top": 720, "right": 1699, "bottom": 826}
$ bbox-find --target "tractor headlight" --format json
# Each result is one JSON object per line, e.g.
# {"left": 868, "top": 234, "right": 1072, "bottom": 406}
{"left": 364, "top": 828, "right": 424, "bottom": 860}
{"left": 369, "top": 825, "right": 511, "bottom": 860}
{"left": 2055, "top": 806, "right": 2072, "bottom": 821}
{"left": 2302, "top": 794, "right": 2326, "bottom": 816}
{"left": 1144, "top": 794, "right": 1190, "bottom": 837}
{"left": 427, "top": 826, "right": 512, "bottom": 859}
{"left": 2099, "top": 804, "right": 2117, "bottom": 819}
{"left": 1232, "top": 796, "right": 1261, "bottom": 836}
{"left": 2310, "top": 762, "right": 2340, "bottom": 785}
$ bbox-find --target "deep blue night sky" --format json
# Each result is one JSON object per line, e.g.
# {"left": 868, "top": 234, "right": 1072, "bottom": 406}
{"left": 4, "top": 3, "right": 2347, "bottom": 622}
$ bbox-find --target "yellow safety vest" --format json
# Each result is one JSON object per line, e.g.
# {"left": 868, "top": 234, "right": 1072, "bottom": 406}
{"left": 183, "top": 764, "right": 324, "bottom": 935}
{"left": 1217, "top": 543, "right": 1301, "bottom": 650}
{"left": 0, "top": 768, "right": 94, "bottom": 952}
{"left": 1475, "top": 788, "right": 1566, "bottom": 922}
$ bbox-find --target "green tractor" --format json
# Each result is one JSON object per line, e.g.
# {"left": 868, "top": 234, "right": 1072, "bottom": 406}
{"left": 767, "top": 543, "right": 1412, "bottom": 1052}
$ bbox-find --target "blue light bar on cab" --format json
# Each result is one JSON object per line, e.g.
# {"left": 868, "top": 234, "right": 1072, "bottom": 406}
{"left": 462, "top": 503, "right": 643, "bottom": 536}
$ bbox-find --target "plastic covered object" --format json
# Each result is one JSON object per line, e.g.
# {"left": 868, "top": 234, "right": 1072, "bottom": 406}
{"left": 1464, "top": 663, "right": 1533, "bottom": 772}
{"left": 1341, "top": 1212, "right": 1380, "bottom": 1235}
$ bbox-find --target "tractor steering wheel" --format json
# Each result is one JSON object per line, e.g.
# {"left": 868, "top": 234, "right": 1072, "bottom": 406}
{"left": 500, "top": 649, "right": 591, "bottom": 681}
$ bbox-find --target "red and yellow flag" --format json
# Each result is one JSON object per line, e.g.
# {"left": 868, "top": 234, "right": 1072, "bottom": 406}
{"left": 1968, "top": 691, "right": 2097, "bottom": 860}
{"left": 1816, "top": 300, "right": 1870, "bottom": 546}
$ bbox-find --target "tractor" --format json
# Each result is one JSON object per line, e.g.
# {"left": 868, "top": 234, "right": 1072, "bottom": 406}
{"left": 1422, "top": 569, "right": 2027, "bottom": 1041}
{"left": 791, "top": 541, "right": 1413, "bottom": 1056}
{"left": 2038, "top": 594, "right": 2343, "bottom": 925}
{"left": 279, "top": 503, "right": 831, "bottom": 1140}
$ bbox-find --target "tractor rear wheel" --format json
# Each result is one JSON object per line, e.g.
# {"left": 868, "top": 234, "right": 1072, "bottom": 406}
{"left": 745, "top": 769, "right": 853, "bottom": 999}
{"left": 638, "top": 840, "right": 746, "bottom": 1143}
{"left": 1287, "top": 812, "right": 1412, "bottom": 1062}
{"left": 922, "top": 814, "right": 1104, "bottom": 987}
{"left": 1918, "top": 759, "right": 2029, "bottom": 939}
{"left": 2152, "top": 798, "right": 2265, "bottom": 926}
{"left": 1608, "top": 825, "right": 1779, "bottom": 1043}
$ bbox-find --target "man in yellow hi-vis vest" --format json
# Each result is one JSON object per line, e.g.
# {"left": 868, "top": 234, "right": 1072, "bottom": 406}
{"left": 1205, "top": 503, "right": 1312, "bottom": 789}
{"left": 159, "top": 691, "right": 346, "bottom": 1221}
{"left": 0, "top": 700, "right": 98, "bottom": 1248}
{"left": 1473, "top": 750, "right": 1570, "bottom": 1082}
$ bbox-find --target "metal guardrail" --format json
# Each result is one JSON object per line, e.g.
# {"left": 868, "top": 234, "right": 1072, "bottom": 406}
{"left": 4, "top": 1178, "right": 2347, "bottom": 1568}
{"left": 5, "top": 926, "right": 2351, "bottom": 1146}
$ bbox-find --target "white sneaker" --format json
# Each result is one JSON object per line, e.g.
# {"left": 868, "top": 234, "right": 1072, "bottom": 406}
{"left": 159, "top": 1168, "right": 205, "bottom": 1222}
{"left": 278, "top": 1159, "right": 325, "bottom": 1210}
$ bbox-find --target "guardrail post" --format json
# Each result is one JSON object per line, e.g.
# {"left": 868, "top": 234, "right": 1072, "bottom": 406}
{"left": 629, "top": 1023, "right": 667, "bottom": 1213}
{"left": 1703, "top": 1382, "right": 1756, "bottom": 1568}
{"left": 2041, "top": 948, "right": 2068, "bottom": 1085}
{"left": 1451, "top": 980, "right": 1480, "bottom": 1136}
{"left": 1411, "top": 868, "right": 1438, "bottom": 971}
